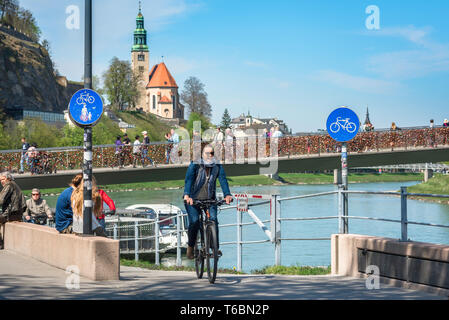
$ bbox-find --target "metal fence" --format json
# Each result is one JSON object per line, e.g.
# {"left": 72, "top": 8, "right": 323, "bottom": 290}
{"left": 103, "top": 188, "right": 449, "bottom": 272}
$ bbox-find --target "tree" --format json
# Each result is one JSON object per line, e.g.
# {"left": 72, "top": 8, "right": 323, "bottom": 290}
{"left": 102, "top": 57, "right": 140, "bottom": 111}
{"left": 0, "top": 0, "right": 18, "bottom": 22}
{"left": 220, "top": 108, "right": 232, "bottom": 129}
{"left": 180, "top": 76, "right": 212, "bottom": 119}
{"left": 185, "top": 112, "right": 212, "bottom": 139}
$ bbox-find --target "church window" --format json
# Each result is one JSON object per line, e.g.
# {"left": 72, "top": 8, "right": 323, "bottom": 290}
{"left": 138, "top": 54, "right": 145, "bottom": 61}
{"left": 139, "top": 66, "right": 144, "bottom": 73}
{"left": 152, "top": 95, "right": 156, "bottom": 109}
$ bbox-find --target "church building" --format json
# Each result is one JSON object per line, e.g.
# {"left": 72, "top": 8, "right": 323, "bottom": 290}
{"left": 131, "top": 3, "right": 184, "bottom": 120}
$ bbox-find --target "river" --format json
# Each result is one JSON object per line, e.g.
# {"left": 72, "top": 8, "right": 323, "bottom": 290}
{"left": 44, "top": 181, "right": 449, "bottom": 273}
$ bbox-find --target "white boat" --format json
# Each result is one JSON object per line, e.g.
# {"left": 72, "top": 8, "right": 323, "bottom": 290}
{"left": 105, "top": 204, "right": 188, "bottom": 253}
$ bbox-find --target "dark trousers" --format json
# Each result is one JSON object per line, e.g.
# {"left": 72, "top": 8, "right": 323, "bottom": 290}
{"left": 184, "top": 203, "right": 219, "bottom": 248}
{"left": 0, "top": 214, "right": 22, "bottom": 249}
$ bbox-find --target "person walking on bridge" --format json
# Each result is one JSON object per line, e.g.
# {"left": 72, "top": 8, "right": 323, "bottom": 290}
{"left": 183, "top": 145, "right": 233, "bottom": 259}
{"left": 0, "top": 172, "right": 27, "bottom": 249}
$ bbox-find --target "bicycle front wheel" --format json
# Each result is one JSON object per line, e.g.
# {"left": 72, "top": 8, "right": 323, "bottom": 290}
{"left": 206, "top": 222, "right": 218, "bottom": 284}
{"left": 195, "top": 232, "right": 204, "bottom": 279}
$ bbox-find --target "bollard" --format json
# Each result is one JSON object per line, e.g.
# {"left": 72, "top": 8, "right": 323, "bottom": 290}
{"left": 155, "top": 211, "right": 160, "bottom": 266}
{"left": 176, "top": 211, "right": 181, "bottom": 267}
{"left": 113, "top": 223, "right": 117, "bottom": 240}
{"left": 134, "top": 221, "right": 139, "bottom": 261}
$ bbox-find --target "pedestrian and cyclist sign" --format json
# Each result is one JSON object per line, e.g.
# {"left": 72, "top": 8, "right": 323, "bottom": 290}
{"left": 68, "top": 89, "right": 103, "bottom": 128}
{"left": 326, "top": 107, "right": 360, "bottom": 142}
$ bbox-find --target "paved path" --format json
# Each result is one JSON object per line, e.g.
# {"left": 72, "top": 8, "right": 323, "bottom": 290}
{"left": 0, "top": 250, "right": 445, "bottom": 300}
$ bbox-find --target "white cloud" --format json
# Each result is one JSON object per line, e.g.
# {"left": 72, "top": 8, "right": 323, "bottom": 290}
{"left": 314, "top": 70, "right": 401, "bottom": 94}
{"left": 365, "top": 25, "right": 449, "bottom": 79}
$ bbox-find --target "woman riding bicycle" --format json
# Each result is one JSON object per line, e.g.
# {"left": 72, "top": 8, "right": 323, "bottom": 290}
{"left": 183, "top": 145, "right": 233, "bottom": 259}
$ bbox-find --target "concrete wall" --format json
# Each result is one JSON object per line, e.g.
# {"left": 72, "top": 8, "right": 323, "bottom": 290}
{"left": 4, "top": 222, "right": 120, "bottom": 281}
{"left": 331, "top": 234, "right": 449, "bottom": 297}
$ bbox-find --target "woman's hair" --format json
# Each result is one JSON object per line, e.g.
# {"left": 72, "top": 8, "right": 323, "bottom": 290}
{"left": 71, "top": 173, "right": 83, "bottom": 188}
{"left": 71, "top": 176, "right": 102, "bottom": 218}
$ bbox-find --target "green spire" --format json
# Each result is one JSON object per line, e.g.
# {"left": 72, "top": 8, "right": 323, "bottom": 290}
{"left": 132, "top": 1, "right": 149, "bottom": 52}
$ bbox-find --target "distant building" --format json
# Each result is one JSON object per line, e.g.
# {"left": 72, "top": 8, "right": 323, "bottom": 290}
{"left": 130, "top": 4, "right": 184, "bottom": 120}
{"left": 8, "top": 107, "right": 65, "bottom": 125}
{"left": 363, "top": 107, "right": 374, "bottom": 131}
{"left": 230, "top": 112, "right": 291, "bottom": 135}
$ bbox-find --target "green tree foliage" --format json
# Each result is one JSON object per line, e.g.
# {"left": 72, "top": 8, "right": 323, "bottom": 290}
{"left": 180, "top": 77, "right": 212, "bottom": 119}
{"left": 102, "top": 57, "right": 140, "bottom": 111}
{"left": 0, "top": 1, "right": 41, "bottom": 42}
{"left": 0, "top": 123, "right": 10, "bottom": 149}
{"left": 220, "top": 108, "right": 232, "bottom": 129}
{"left": 20, "top": 118, "right": 62, "bottom": 148}
{"left": 185, "top": 112, "right": 213, "bottom": 138}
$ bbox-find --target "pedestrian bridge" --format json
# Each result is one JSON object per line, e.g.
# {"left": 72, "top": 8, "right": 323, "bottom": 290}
{"left": 10, "top": 145, "right": 449, "bottom": 190}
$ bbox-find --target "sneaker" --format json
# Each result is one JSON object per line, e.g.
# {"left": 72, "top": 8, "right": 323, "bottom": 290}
{"left": 218, "top": 250, "right": 222, "bottom": 258}
{"left": 186, "top": 246, "right": 194, "bottom": 259}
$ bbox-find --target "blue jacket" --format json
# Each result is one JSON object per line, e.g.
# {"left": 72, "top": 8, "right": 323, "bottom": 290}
{"left": 183, "top": 161, "right": 231, "bottom": 200}
{"left": 55, "top": 187, "right": 74, "bottom": 232}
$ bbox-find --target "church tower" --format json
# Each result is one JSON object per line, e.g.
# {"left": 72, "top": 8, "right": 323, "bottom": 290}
{"left": 131, "top": 2, "right": 149, "bottom": 110}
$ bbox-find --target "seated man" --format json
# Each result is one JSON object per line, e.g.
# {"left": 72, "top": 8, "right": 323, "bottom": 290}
{"left": 23, "top": 188, "right": 53, "bottom": 224}
{"left": 0, "top": 172, "right": 27, "bottom": 249}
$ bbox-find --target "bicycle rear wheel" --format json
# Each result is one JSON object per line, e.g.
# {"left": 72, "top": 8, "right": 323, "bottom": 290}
{"left": 206, "top": 222, "right": 218, "bottom": 284}
{"left": 195, "top": 232, "right": 204, "bottom": 279}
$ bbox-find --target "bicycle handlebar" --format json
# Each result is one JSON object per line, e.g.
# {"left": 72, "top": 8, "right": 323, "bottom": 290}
{"left": 185, "top": 198, "right": 232, "bottom": 207}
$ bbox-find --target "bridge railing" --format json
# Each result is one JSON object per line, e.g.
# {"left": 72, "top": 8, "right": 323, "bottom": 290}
{"left": 2, "top": 126, "right": 449, "bottom": 174}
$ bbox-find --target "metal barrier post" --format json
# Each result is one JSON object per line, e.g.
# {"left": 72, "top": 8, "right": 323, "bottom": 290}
{"left": 237, "top": 206, "right": 242, "bottom": 272}
{"left": 338, "top": 184, "right": 344, "bottom": 233}
{"left": 113, "top": 223, "right": 117, "bottom": 240}
{"left": 134, "top": 221, "right": 139, "bottom": 261}
{"left": 155, "top": 211, "right": 160, "bottom": 266}
{"left": 271, "top": 194, "right": 281, "bottom": 266}
{"left": 176, "top": 211, "right": 181, "bottom": 267}
{"left": 401, "top": 187, "right": 408, "bottom": 241}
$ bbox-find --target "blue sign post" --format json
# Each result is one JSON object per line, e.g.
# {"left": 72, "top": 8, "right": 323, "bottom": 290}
{"left": 326, "top": 106, "right": 360, "bottom": 234}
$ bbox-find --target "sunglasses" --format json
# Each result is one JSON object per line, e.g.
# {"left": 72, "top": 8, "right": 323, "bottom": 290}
{"left": 32, "top": 193, "right": 40, "bottom": 196}
{"left": 204, "top": 151, "right": 214, "bottom": 155}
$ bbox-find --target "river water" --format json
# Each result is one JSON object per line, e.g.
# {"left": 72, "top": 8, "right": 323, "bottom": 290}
{"left": 44, "top": 181, "right": 449, "bottom": 273}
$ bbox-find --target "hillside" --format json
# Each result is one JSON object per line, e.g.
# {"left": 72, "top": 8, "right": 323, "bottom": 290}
{"left": 0, "top": 25, "right": 80, "bottom": 114}
{"left": 116, "top": 111, "right": 173, "bottom": 142}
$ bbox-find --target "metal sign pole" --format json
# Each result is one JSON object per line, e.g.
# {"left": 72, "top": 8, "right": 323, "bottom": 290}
{"left": 83, "top": 0, "right": 93, "bottom": 235}
{"left": 341, "top": 142, "right": 348, "bottom": 234}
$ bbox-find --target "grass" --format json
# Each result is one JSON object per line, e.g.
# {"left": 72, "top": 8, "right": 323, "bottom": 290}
{"left": 23, "top": 172, "right": 425, "bottom": 195}
{"left": 120, "top": 258, "right": 331, "bottom": 276}
{"left": 252, "top": 264, "right": 331, "bottom": 276}
{"left": 120, "top": 258, "right": 245, "bottom": 275}
{"left": 279, "top": 172, "right": 423, "bottom": 184}
{"left": 407, "top": 173, "right": 449, "bottom": 204}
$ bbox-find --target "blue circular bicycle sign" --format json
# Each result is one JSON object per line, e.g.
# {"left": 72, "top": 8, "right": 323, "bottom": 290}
{"left": 68, "top": 89, "right": 103, "bottom": 127}
{"left": 326, "top": 107, "right": 360, "bottom": 142}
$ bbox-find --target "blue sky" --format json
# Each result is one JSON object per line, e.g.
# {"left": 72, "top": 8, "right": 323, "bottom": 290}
{"left": 20, "top": 0, "right": 449, "bottom": 132}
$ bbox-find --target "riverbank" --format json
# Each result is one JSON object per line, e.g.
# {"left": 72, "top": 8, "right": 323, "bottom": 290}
{"left": 24, "top": 172, "right": 424, "bottom": 196}
{"left": 407, "top": 174, "right": 449, "bottom": 204}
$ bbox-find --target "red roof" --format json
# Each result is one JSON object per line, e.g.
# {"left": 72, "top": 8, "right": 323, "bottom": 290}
{"left": 159, "top": 96, "right": 172, "bottom": 103}
{"left": 147, "top": 62, "right": 178, "bottom": 88}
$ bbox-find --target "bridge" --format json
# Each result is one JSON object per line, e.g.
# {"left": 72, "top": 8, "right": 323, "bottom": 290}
{"left": 4, "top": 126, "right": 449, "bottom": 190}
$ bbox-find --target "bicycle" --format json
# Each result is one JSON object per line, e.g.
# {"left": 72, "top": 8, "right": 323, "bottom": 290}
{"left": 188, "top": 199, "right": 229, "bottom": 284}
{"left": 329, "top": 117, "right": 357, "bottom": 134}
